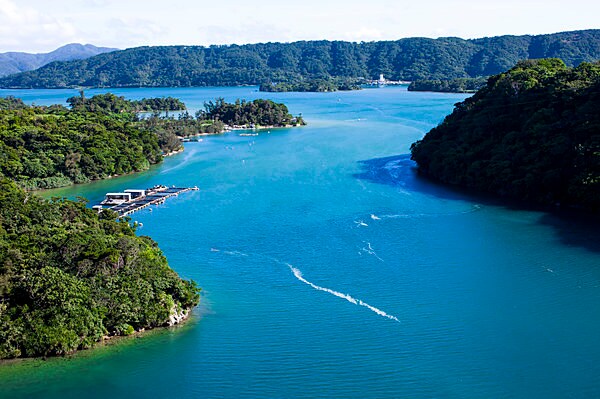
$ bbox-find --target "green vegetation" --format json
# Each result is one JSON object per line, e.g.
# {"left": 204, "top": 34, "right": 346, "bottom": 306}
{"left": 410, "top": 59, "right": 600, "bottom": 212}
{"left": 1, "top": 30, "right": 599, "bottom": 89}
{"left": 408, "top": 77, "right": 488, "bottom": 93}
{"left": 67, "top": 92, "right": 186, "bottom": 113}
{"left": 260, "top": 77, "right": 362, "bottom": 92}
{"left": 0, "top": 93, "right": 304, "bottom": 190}
{"left": 199, "top": 98, "right": 305, "bottom": 127}
{"left": 0, "top": 93, "right": 303, "bottom": 359}
{"left": 0, "top": 99, "right": 163, "bottom": 190}
{"left": 0, "top": 96, "right": 26, "bottom": 110}
{"left": 0, "top": 179, "right": 200, "bottom": 359}
{"left": 140, "top": 112, "right": 224, "bottom": 149}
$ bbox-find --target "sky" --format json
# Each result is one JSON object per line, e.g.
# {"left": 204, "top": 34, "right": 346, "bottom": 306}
{"left": 1, "top": 0, "right": 598, "bottom": 53}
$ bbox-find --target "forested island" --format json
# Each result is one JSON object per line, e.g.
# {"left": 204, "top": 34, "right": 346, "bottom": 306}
{"left": 0, "top": 93, "right": 201, "bottom": 359}
{"left": 199, "top": 97, "right": 305, "bottom": 128}
{"left": 0, "top": 93, "right": 303, "bottom": 190}
{"left": 410, "top": 59, "right": 600, "bottom": 212}
{"left": 0, "top": 30, "right": 598, "bottom": 89}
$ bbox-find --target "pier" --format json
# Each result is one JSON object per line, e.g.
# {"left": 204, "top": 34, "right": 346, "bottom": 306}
{"left": 94, "top": 185, "right": 199, "bottom": 217}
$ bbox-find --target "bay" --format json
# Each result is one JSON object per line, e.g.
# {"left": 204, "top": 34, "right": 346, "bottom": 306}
{"left": 1, "top": 86, "right": 599, "bottom": 398}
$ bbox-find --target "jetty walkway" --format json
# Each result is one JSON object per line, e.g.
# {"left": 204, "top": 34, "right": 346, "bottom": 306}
{"left": 95, "top": 185, "right": 198, "bottom": 217}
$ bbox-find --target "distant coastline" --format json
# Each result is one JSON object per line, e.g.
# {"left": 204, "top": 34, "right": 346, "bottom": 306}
{"left": 2, "top": 30, "right": 598, "bottom": 89}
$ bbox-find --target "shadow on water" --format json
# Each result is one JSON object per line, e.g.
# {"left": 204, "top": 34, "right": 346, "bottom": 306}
{"left": 537, "top": 211, "right": 600, "bottom": 254}
{"left": 353, "top": 154, "right": 488, "bottom": 202}
{"left": 354, "top": 154, "right": 600, "bottom": 254}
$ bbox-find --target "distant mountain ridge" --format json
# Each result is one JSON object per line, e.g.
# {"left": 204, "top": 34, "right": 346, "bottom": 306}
{"left": 0, "top": 30, "right": 599, "bottom": 88}
{"left": 0, "top": 43, "right": 118, "bottom": 77}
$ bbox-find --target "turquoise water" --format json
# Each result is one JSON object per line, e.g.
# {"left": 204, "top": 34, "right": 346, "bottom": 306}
{"left": 1, "top": 86, "right": 600, "bottom": 398}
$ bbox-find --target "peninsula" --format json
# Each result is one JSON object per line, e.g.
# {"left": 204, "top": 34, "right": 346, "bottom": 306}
{"left": 0, "top": 178, "right": 200, "bottom": 359}
{"left": 410, "top": 59, "right": 600, "bottom": 212}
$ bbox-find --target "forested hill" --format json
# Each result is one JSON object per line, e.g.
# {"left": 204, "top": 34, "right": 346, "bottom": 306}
{"left": 1, "top": 30, "right": 599, "bottom": 88}
{"left": 410, "top": 59, "right": 600, "bottom": 212}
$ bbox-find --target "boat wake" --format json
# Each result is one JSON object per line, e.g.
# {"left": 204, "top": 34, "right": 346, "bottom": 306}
{"left": 222, "top": 250, "right": 248, "bottom": 257}
{"left": 354, "top": 220, "right": 368, "bottom": 227}
{"left": 159, "top": 148, "right": 198, "bottom": 174}
{"left": 213, "top": 248, "right": 400, "bottom": 323}
{"left": 358, "top": 241, "right": 384, "bottom": 262}
{"left": 369, "top": 204, "right": 482, "bottom": 221}
{"left": 287, "top": 264, "right": 400, "bottom": 323}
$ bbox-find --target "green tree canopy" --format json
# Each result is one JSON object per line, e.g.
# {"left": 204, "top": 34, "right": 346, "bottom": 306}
{"left": 0, "top": 179, "right": 200, "bottom": 359}
{"left": 411, "top": 59, "right": 600, "bottom": 212}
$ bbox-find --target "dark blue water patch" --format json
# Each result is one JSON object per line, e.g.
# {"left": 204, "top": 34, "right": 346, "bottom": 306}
{"left": 353, "top": 154, "right": 479, "bottom": 202}
{"left": 355, "top": 154, "right": 600, "bottom": 254}
{"left": 538, "top": 211, "right": 600, "bottom": 254}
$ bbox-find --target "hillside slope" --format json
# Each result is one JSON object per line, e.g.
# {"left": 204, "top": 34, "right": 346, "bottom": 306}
{"left": 1, "top": 30, "right": 599, "bottom": 88}
{"left": 410, "top": 59, "right": 600, "bottom": 212}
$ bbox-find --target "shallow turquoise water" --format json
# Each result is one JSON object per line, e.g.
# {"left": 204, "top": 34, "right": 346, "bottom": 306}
{"left": 1, "top": 86, "right": 599, "bottom": 398}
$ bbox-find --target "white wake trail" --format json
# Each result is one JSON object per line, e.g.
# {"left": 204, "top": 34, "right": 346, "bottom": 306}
{"left": 360, "top": 241, "right": 384, "bottom": 262}
{"left": 376, "top": 204, "right": 483, "bottom": 220}
{"left": 287, "top": 264, "right": 400, "bottom": 323}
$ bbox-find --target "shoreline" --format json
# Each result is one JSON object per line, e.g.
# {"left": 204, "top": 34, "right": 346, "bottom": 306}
{"left": 163, "top": 147, "right": 184, "bottom": 157}
{"left": 31, "top": 123, "right": 304, "bottom": 191}
{"left": 179, "top": 123, "right": 304, "bottom": 141}
{"left": 0, "top": 307, "right": 194, "bottom": 365}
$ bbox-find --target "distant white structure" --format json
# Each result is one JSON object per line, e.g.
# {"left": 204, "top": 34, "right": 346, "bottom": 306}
{"left": 366, "top": 74, "right": 411, "bottom": 87}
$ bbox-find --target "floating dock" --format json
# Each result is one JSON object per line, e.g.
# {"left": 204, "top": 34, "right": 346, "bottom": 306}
{"left": 94, "top": 185, "right": 198, "bottom": 217}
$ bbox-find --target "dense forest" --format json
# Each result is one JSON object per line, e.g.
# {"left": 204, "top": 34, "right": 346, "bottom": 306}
{"left": 67, "top": 92, "right": 186, "bottom": 113}
{"left": 199, "top": 98, "right": 305, "bottom": 127}
{"left": 0, "top": 179, "right": 200, "bottom": 359}
{"left": 1, "top": 30, "right": 599, "bottom": 89}
{"left": 410, "top": 59, "right": 600, "bottom": 212}
{"left": 0, "top": 98, "right": 164, "bottom": 190}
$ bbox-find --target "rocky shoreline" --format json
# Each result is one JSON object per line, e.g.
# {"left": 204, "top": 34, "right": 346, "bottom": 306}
{"left": 0, "top": 306, "right": 195, "bottom": 364}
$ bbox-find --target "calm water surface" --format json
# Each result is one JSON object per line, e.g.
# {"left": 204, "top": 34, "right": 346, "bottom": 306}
{"left": 1, "top": 86, "right": 599, "bottom": 398}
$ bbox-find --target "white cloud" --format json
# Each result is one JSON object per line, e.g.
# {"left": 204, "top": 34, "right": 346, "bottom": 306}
{"left": 0, "top": 0, "right": 81, "bottom": 52}
{"left": 109, "top": 17, "right": 167, "bottom": 40}
{"left": 1, "top": 0, "right": 599, "bottom": 52}
{"left": 342, "top": 28, "right": 384, "bottom": 43}
{"left": 196, "top": 24, "right": 293, "bottom": 46}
